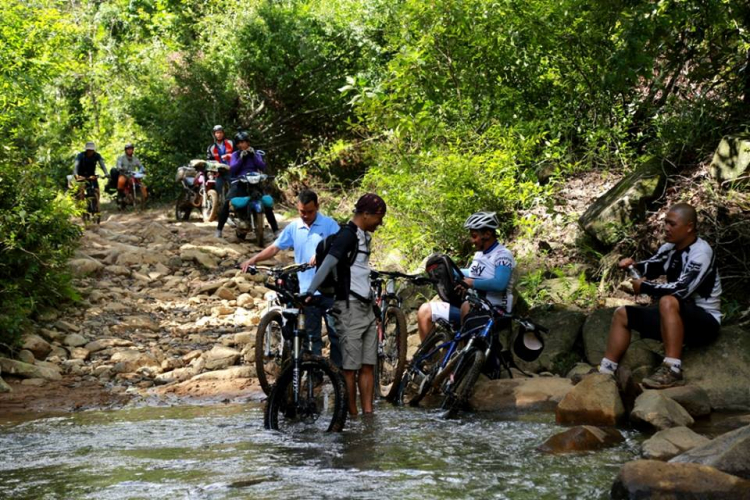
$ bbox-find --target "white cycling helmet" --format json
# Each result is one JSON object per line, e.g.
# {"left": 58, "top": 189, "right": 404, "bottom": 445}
{"left": 464, "top": 211, "right": 500, "bottom": 230}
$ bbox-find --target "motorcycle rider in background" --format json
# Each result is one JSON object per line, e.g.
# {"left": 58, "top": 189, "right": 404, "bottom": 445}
{"left": 206, "top": 124, "right": 233, "bottom": 198}
{"left": 215, "top": 131, "right": 279, "bottom": 239}
{"left": 115, "top": 143, "right": 148, "bottom": 203}
{"left": 73, "top": 141, "right": 108, "bottom": 203}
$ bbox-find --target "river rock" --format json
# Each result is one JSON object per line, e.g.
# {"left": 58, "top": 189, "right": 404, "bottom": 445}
{"left": 660, "top": 385, "right": 712, "bottom": 417}
{"left": 0, "top": 358, "right": 62, "bottom": 381}
{"left": 106, "top": 265, "right": 132, "bottom": 277}
{"left": 203, "top": 346, "right": 241, "bottom": 370}
{"left": 469, "top": 376, "right": 572, "bottom": 412}
{"left": 110, "top": 350, "right": 160, "bottom": 373}
{"left": 682, "top": 324, "right": 750, "bottom": 411}
{"left": 18, "top": 350, "right": 36, "bottom": 364}
{"left": 69, "top": 258, "right": 105, "bottom": 277}
{"left": 191, "top": 365, "right": 255, "bottom": 381}
{"left": 154, "top": 366, "right": 197, "bottom": 385}
{"left": 642, "top": 426, "right": 711, "bottom": 460}
{"left": 631, "top": 390, "right": 694, "bottom": 431}
{"left": 538, "top": 425, "right": 624, "bottom": 453}
{"left": 54, "top": 320, "right": 80, "bottom": 333}
{"left": 512, "top": 308, "right": 585, "bottom": 374}
{"left": 611, "top": 460, "right": 750, "bottom": 499}
{"left": 70, "top": 348, "right": 90, "bottom": 361}
{"left": 85, "top": 338, "right": 134, "bottom": 353}
{"left": 556, "top": 373, "right": 625, "bottom": 426}
{"left": 234, "top": 331, "right": 255, "bottom": 346}
{"left": 64, "top": 333, "right": 88, "bottom": 348}
{"left": 215, "top": 287, "right": 236, "bottom": 301}
{"left": 21, "top": 378, "right": 48, "bottom": 387}
{"left": 0, "top": 374, "right": 11, "bottom": 393}
{"left": 579, "top": 158, "right": 666, "bottom": 246}
{"left": 21, "top": 334, "right": 52, "bottom": 360}
{"left": 670, "top": 424, "right": 750, "bottom": 480}
{"left": 582, "top": 308, "right": 660, "bottom": 370}
{"left": 112, "top": 315, "right": 160, "bottom": 333}
{"left": 236, "top": 293, "right": 254, "bottom": 308}
{"left": 180, "top": 248, "right": 218, "bottom": 268}
{"left": 709, "top": 135, "right": 750, "bottom": 183}
{"left": 115, "top": 250, "right": 168, "bottom": 267}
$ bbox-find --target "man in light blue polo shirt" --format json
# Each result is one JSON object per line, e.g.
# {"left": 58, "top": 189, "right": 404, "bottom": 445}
{"left": 240, "top": 190, "right": 342, "bottom": 364}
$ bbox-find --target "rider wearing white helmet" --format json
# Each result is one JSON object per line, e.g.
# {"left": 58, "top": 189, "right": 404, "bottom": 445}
{"left": 417, "top": 211, "right": 516, "bottom": 341}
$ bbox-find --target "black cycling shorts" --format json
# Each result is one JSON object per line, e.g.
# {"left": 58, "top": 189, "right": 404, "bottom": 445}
{"left": 625, "top": 299, "right": 720, "bottom": 347}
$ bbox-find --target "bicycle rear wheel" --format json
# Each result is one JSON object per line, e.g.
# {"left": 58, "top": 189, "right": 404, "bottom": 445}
{"left": 376, "top": 306, "right": 408, "bottom": 401}
{"left": 255, "top": 310, "right": 288, "bottom": 396}
{"left": 441, "top": 348, "right": 485, "bottom": 417}
{"left": 394, "top": 327, "right": 448, "bottom": 407}
{"left": 264, "top": 357, "right": 347, "bottom": 433}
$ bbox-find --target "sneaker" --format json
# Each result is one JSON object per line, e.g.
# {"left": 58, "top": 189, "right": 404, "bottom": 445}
{"left": 642, "top": 364, "right": 685, "bottom": 389}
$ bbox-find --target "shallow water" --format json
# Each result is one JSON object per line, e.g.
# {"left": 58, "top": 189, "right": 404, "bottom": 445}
{"left": 0, "top": 403, "right": 640, "bottom": 499}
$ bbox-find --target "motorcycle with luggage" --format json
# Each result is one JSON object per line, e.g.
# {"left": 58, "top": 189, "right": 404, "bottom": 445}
{"left": 174, "top": 159, "right": 228, "bottom": 222}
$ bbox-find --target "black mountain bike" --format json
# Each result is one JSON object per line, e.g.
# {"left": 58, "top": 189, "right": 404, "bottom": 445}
{"left": 370, "top": 270, "right": 434, "bottom": 400}
{"left": 76, "top": 175, "right": 104, "bottom": 224}
{"left": 248, "top": 265, "right": 348, "bottom": 433}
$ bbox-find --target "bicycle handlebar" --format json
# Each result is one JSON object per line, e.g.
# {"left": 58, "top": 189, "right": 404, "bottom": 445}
{"left": 370, "top": 270, "right": 436, "bottom": 285}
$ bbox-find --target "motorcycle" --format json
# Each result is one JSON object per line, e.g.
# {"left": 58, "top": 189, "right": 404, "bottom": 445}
{"left": 116, "top": 171, "right": 147, "bottom": 211}
{"left": 228, "top": 172, "right": 275, "bottom": 245}
{"left": 174, "top": 160, "right": 228, "bottom": 222}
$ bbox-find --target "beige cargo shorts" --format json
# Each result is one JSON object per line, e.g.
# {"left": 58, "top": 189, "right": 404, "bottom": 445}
{"left": 333, "top": 299, "right": 377, "bottom": 371}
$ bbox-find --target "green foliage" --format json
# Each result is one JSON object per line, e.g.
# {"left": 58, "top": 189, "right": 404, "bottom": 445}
{"left": 0, "top": 161, "right": 81, "bottom": 345}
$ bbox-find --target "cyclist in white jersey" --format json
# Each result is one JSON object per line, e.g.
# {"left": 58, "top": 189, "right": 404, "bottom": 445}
{"left": 417, "top": 211, "right": 516, "bottom": 341}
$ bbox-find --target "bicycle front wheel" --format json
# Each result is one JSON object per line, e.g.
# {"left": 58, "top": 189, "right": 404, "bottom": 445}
{"left": 255, "top": 310, "right": 287, "bottom": 396}
{"left": 441, "top": 348, "right": 485, "bottom": 416}
{"left": 264, "top": 357, "right": 347, "bottom": 433}
{"left": 376, "top": 306, "right": 408, "bottom": 401}
{"left": 394, "top": 327, "right": 448, "bottom": 407}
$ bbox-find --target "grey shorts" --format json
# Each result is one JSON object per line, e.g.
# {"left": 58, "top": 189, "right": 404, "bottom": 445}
{"left": 333, "top": 299, "right": 377, "bottom": 370}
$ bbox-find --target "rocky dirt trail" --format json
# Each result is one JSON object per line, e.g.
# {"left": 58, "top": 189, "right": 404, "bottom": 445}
{"left": 0, "top": 207, "right": 293, "bottom": 414}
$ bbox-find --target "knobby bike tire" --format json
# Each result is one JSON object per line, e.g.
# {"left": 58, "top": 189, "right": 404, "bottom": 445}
{"left": 204, "top": 189, "right": 220, "bottom": 222}
{"left": 175, "top": 193, "right": 192, "bottom": 221}
{"left": 254, "top": 211, "right": 264, "bottom": 246}
{"left": 377, "top": 306, "right": 408, "bottom": 401}
{"left": 442, "top": 349, "right": 485, "bottom": 415}
{"left": 264, "top": 356, "right": 348, "bottom": 433}
{"left": 255, "top": 310, "right": 287, "bottom": 396}
{"left": 394, "top": 327, "right": 448, "bottom": 407}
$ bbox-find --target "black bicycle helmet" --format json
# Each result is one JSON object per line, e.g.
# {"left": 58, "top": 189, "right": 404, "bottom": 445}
{"left": 234, "top": 131, "right": 250, "bottom": 143}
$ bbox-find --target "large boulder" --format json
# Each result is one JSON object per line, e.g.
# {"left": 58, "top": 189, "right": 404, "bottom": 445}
{"left": 203, "top": 346, "right": 241, "bottom": 371}
{"left": 682, "top": 324, "right": 750, "bottom": 411}
{"left": 556, "top": 373, "right": 625, "bottom": 426}
{"left": 630, "top": 390, "right": 694, "bottom": 431}
{"left": 538, "top": 425, "right": 624, "bottom": 454}
{"left": 469, "top": 376, "right": 573, "bottom": 412}
{"left": 660, "top": 385, "right": 712, "bottom": 418}
{"left": 0, "top": 366, "right": 11, "bottom": 393}
{"left": 512, "top": 308, "right": 586, "bottom": 374}
{"left": 0, "top": 358, "right": 62, "bottom": 381}
{"left": 579, "top": 158, "right": 666, "bottom": 246}
{"left": 611, "top": 460, "right": 750, "bottom": 499}
{"left": 190, "top": 366, "right": 255, "bottom": 381}
{"left": 642, "top": 426, "right": 711, "bottom": 460}
{"left": 671, "top": 424, "right": 750, "bottom": 480}
{"left": 581, "top": 308, "right": 661, "bottom": 371}
{"left": 709, "top": 135, "right": 750, "bottom": 183}
{"left": 21, "top": 334, "right": 52, "bottom": 360}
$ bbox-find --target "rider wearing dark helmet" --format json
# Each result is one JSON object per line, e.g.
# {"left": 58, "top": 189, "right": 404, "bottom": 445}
{"left": 416, "top": 211, "right": 516, "bottom": 341}
{"left": 215, "top": 131, "right": 279, "bottom": 238}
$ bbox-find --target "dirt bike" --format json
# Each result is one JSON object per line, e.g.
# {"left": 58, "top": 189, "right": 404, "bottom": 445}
{"left": 174, "top": 160, "right": 229, "bottom": 222}
{"left": 116, "top": 172, "right": 147, "bottom": 211}
{"left": 228, "top": 172, "right": 274, "bottom": 246}
{"left": 76, "top": 175, "right": 104, "bottom": 225}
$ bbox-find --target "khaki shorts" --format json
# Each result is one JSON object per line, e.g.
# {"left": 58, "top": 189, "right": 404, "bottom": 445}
{"left": 333, "top": 299, "right": 377, "bottom": 370}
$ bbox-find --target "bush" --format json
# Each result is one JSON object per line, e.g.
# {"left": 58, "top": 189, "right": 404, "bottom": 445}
{"left": 0, "top": 162, "right": 81, "bottom": 346}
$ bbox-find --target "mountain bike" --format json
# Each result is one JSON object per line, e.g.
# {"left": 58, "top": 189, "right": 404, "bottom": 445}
{"left": 395, "top": 290, "right": 548, "bottom": 415}
{"left": 247, "top": 265, "right": 348, "bottom": 433}
{"left": 369, "top": 270, "right": 434, "bottom": 400}
{"left": 253, "top": 263, "right": 305, "bottom": 395}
